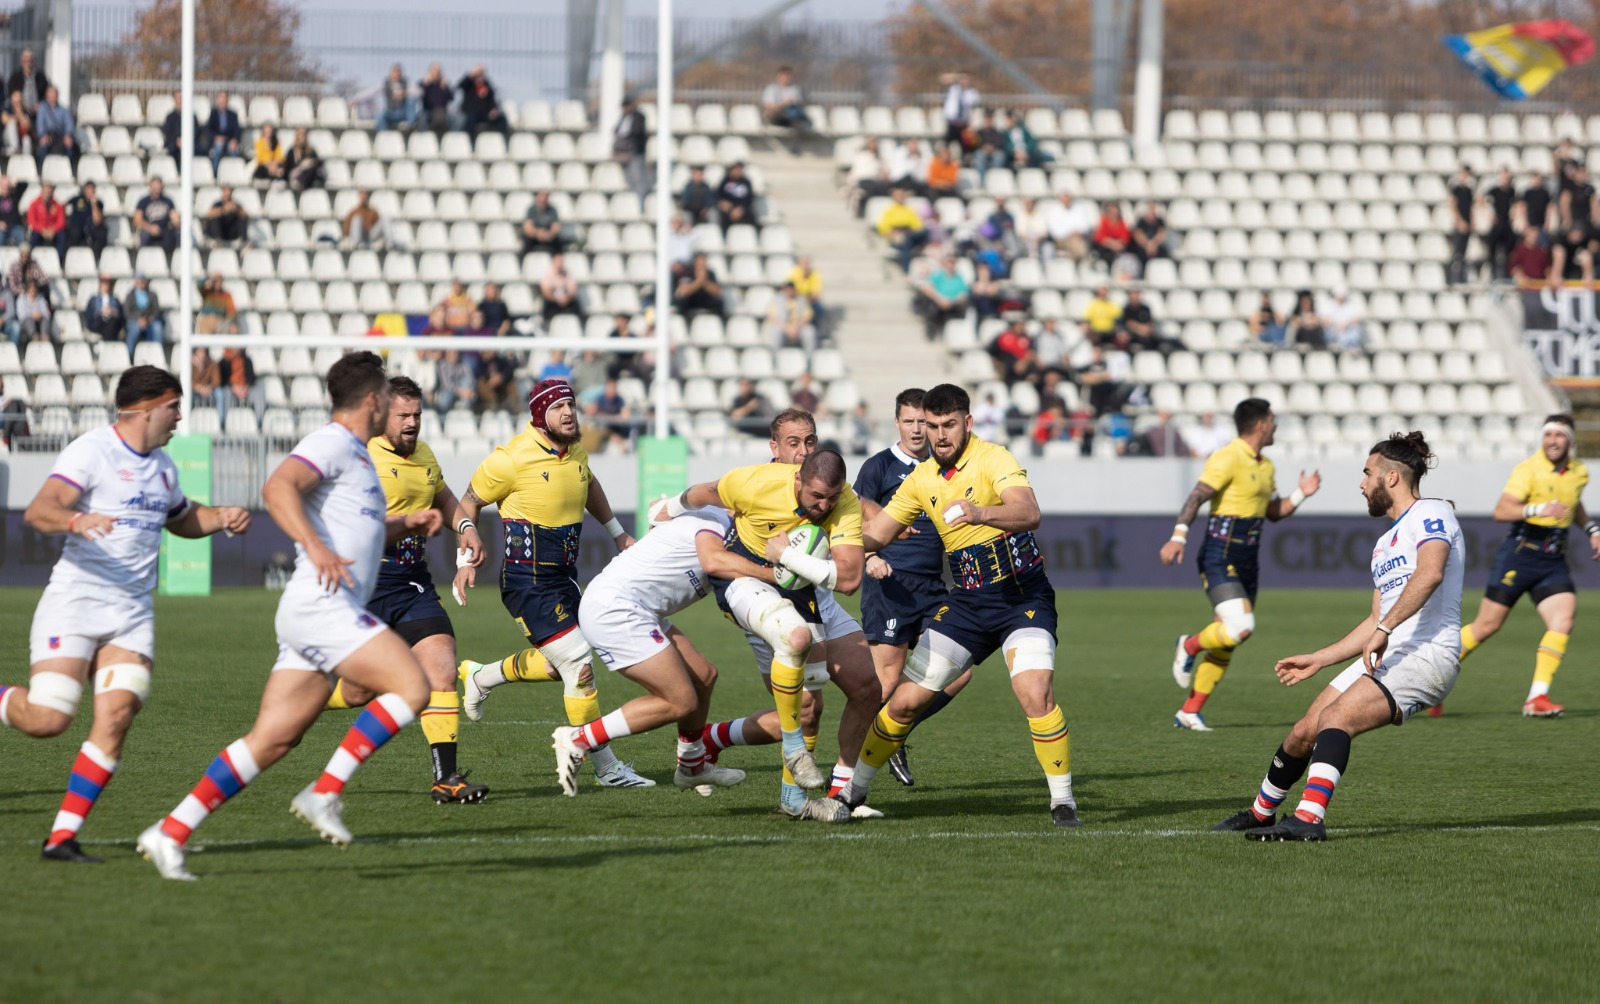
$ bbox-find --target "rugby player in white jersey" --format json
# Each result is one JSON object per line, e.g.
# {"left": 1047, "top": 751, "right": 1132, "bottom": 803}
{"left": 551, "top": 506, "right": 759, "bottom": 796}
{"left": 138, "top": 353, "right": 440, "bottom": 880}
{"left": 1212, "top": 431, "right": 1464, "bottom": 841}
{"left": 0, "top": 366, "right": 250, "bottom": 864}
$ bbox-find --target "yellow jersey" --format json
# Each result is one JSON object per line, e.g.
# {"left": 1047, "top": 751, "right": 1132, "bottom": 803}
{"left": 1504, "top": 452, "right": 1588, "bottom": 528}
{"left": 370, "top": 435, "right": 441, "bottom": 567}
{"left": 1084, "top": 297, "right": 1121, "bottom": 335}
{"left": 469, "top": 423, "right": 592, "bottom": 571}
{"left": 883, "top": 436, "right": 1045, "bottom": 590}
{"left": 1199, "top": 438, "right": 1276, "bottom": 520}
{"left": 786, "top": 266, "right": 823, "bottom": 300}
{"left": 716, "top": 462, "right": 863, "bottom": 557}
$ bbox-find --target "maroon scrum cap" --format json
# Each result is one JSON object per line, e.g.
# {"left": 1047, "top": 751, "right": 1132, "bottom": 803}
{"left": 528, "top": 378, "right": 575, "bottom": 431}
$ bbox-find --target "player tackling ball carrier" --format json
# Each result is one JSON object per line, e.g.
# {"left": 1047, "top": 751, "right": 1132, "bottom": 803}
{"left": 0, "top": 366, "right": 250, "bottom": 864}
{"left": 1214, "top": 432, "right": 1463, "bottom": 841}
{"left": 1159, "top": 398, "right": 1320, "bottom": 730}
{"left": 834, "top": 384, "right": 1079, "bottom": 827}
{"left": 139, "top": 353, "right": 441, "bottom": 879}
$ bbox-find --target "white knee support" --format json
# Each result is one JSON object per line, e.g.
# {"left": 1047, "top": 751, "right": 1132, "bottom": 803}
{"left": 1003, "top": 627, "right": 1057, "bottom": 676}
{"left": 30, "top": 672, "right": 84, "bottom": 717}
{"left": 904, "top": 631, "right": 973, "bottom": 692}
{"left": 539, "top": 629, "right": 596, "bottom": 697}
{"left": 803, "top": 656, "right": 829, "bottom": 692}
{"left": 1215, "top": 598, "right": 1255, "bottom": 644}
{"left": 728, "top": 578, "right": 813, "bottom": 666}
{"left": 95, "top": 663, "right": 153, "bottom": 707}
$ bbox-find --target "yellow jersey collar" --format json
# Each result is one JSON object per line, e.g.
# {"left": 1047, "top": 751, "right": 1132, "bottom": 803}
{"left": 526, "top": 423, "right": 568, "bottom": 459}
{"left": 1233, "top": 437, "right": 1262, "bottom": 461}
{"left": 938, "top": 436, "right": 978, "bottom": 480}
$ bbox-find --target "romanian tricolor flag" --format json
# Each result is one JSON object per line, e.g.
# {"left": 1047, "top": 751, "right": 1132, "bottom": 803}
{"left": 1444, "top": 20, "right": 1595, "bottom": 100}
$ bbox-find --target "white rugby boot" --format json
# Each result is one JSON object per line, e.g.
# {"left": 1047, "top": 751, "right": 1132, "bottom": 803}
{"left": 594, "top": 758, "right": 657, "bottom": 788}
{"left": 551, "top": 726, "right": 586, "bottom": 797}
{"left": 457, "top": 660, "right": 493, "bottom": 722}
{"left": 783, "top": 748, "right": 826, "bottom": 790}
{"left": 290, "top": 784, "right": 353, "bottom": 847}
{"left": 674, "top": 762, "right": 745, "bottom": 796}
{"left": 137, "top": 823, "right": 197, "bottom": 881}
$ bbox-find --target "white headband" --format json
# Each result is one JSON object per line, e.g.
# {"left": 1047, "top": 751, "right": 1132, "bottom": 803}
{"left": 1542, "top": 422, "right": 1575, "bottom": 454}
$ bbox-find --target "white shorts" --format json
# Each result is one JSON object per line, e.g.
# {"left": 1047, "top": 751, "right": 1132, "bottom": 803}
{"left": 1328, "top": 643, "right": 1459, "bottom": 724}
{"left": 579, "top": 587, "right": 674, "bottom": 672}
{"left": 818, "top": 590, "right": 862, "bottom": 643}
{"left": 30, "top": 583, "right": 156, "bottom": 665}
{"left": 272, "top": 586, "right": 388, "bottom": 677}
{"left": 728, "top": 580, "right": 831, "bottom": 690}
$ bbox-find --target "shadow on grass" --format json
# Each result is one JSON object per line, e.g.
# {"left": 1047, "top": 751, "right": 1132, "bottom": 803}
{"left": 1356, "top": 805, "right": 1600, "bottom": 839}
{"left": 350, "top": 839, "right": 755, "bottom": 877}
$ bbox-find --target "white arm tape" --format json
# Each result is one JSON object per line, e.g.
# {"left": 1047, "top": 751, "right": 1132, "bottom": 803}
{"left": 1524, "top": 502, "right": 1543, "bottom": 519}
{"left": 665, "top": 492, "right": 690, "bottom": 519}
{"left": 456, "top": 547, "right": 474, "bottom": 569}
{"left": 603, "top": 517, "right": 625, "bottom": 538}
{"left": 779, "top": 546, "right": 838, "bottom": 590}
{"left": 1288, "top": 488, "right": 1307, "bottom": 509}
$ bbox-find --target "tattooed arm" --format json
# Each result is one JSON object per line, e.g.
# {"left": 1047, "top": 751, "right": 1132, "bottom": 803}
{"left": 1158, "top": 481, "right": 1216, "bottom": 566}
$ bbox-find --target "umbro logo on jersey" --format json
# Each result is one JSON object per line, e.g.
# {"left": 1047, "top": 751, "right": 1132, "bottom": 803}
{"left": 117, "top": 469, "right": 135, "bottom": 482}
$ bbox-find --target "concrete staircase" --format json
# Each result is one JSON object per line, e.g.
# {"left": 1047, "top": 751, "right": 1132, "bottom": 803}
{"left": 748, "top": 149, "right": 950, "bottom": 420}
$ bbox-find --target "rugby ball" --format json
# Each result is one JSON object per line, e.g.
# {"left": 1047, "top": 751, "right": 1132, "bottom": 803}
{"left": 774, "top": 523, "right": 831, "bottom": 590}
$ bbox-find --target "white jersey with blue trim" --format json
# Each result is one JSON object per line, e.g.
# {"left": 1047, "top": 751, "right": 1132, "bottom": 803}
{"left": 586, "top": 508, "right": 733, "bottom": 617}
{"left": 1370, "top": 498, "right": 1464, "bottom": 655}
{"left": 285, "top": 423, "right": 387, "bottom": 604}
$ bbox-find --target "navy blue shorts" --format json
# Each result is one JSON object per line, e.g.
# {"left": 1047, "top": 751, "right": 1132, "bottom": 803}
{"left": 367, "top": 565, "right": 453, "bottom": 646}
{"left": 500, "top": 567, "right": 582, "bottom": 644}
{"left": 1197, "top": 538, "right": 1260, "bottom": 605}
{"left": 1484, "top": 536, "right": 1575, "bottom": 606}
{"left": 861, "top": 572, "right": 948, "bottom": 645}
{"left": 923, "top": 575, "right": 1057, "bottom": 665}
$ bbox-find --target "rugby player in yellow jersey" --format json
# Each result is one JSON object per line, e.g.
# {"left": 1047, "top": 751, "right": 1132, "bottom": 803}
{"left": 1451, "top": 414, "right": 1600, "bottom": 718}
{"left": 451, "top": 379, "right": 652, "bottom": 789}
{"left": 1159, "top": 398, "right": 1320, "bottom": 731}
{"left": 664, "top": 450, "right": 866, "bottom": 821}
{"left": 322, "top": 377, "right": 490, "bottom": 803}
{"left": 834, "top": 384, "right": 1079, "bottom": 827}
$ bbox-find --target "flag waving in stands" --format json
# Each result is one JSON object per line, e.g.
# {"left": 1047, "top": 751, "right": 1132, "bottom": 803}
{"left": 1444, "top": 20, "right": 1595, "bottom": 100}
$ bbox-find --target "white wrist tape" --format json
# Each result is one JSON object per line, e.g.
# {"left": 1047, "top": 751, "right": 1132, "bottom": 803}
{"left": 456, "top": 547, "right": 474, "bottom": 569}
{"left": 1288, "top": 488, "right": 1307, "bottom": 509}
{"left": 456, "top": 518, "right": 475, "bottom": 534}
{"left": 779, "top": 546, "right": 838, "bottom": 590}
{"left": 943, "top": 504, "right": 966, "bottom": 524}
{"left": 1524, "top": 502, "right": 1543, "bottom": 519}
{"left": 665, "top": 492, "right": 689, "bottom": 519}
{"left": 603, "top": 517, "right": 625, "bottom": 538}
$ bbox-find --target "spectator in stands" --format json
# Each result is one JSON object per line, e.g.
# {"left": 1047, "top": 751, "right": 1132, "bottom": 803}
{"left": 1555, "top": 137, "right": 1583, "bottom": 198}
{"left": 1552, "top": 222, "right": 1596, "bottom": 286}
{"left": 1079, "top": 340, "right": 1132, "bottom": 417}
{"left": 888, "top": 139, "right": 929, "bottom": 196}
{"left": 927, "top": 143, "right": 961, "bottom": 199}
{"left": 939, "top": 72, "right": 979, "bottom": 147}
{"left": 584, "top": 378, "right": 634, "bottom": 452}
{"left": 418, "top": 63, "right": 455, "bottom": 134}
{"left": 4, "top": 91, "right": 32, "bottom": 158}
{"left": 478, "top": 282, "right": 512, "bottom": 336}
{"left": 1120, "top": 286, "right": 1160, "bottom": 351}
{"left": 13, "top": 278, "right": 49, "bottom": 342}
{"left": 847, "top": 137, "right": 891, "bottom": 217}
{"left": 1519, "top": 169, "right": 1552, "bottom": 238}
{"left": 673, "top": 253, "right": 725, "bottom": 319}
{"left": 878, "top": 188, "right": 929, "bottom": 274}
{"left": 191, "top": 348, "right": 221, "bottom": 409}
{"left": 283, "top": 128, "right": 324, "bottom": 193}
{"left": 458, "top": 65, "right": 509, "bottom": 137}
{"left": 987, "top": 316, "right": 1033, "bottom": 385}
{"left": 537, "top": 349, "right": 573, "bottom": 383}
{"left": 1030, "top": 405, "right": 1066, "bottom": 456}
{"left": 1034, "top": 316, "right": 1072, "bottom": 375}
{"left": 913, "top": 253, "right": 968, "bottom": 341}
{"left": 679, "top": 166, "right": 716, "bottom": 225}
{"left": 7, "top": 49, "right": 47, "bottom": 115}
{"left": 1047, "top": 191, "right": 1094, "bottom": 261}
{"left": 1560, "top": 164, "right": 1596, "bottom": 237}
{"left": 66, "top": 180, "right": 106, "bottom": 259}
{"left": 1083, "top": 284, "right": 1120, "bottom": 345}
{"left": 203, "top": 185, "right": 249, "bottom": 248}
{"left": 1324, "top": 288, "right": 1363, "bottom": 352}
{"left": 571, "top": 349, "right": 609, "bottom": 392}
{"left": 969, "top": 261, "right": 1002, "bottom": 319}
{"left": 25, "top": 181, "right": 65, "bottom": 257}
{"left": 135, "top": 177, "right": 179, "bottom": 253}
{"left": 1485, "top": 167, "right": 1517, "bottom": 280}
{"left": 971, "top": 392, "right": 1004, "bottom": 442}
{"left": 435, "top": 349, "right": 475, "bottom": 414}
{"left": 1000, "top": 109, "right": 1050, "bottom": 169}
{"left": 1013, "top": 196, "right": 1049, "bottom": 260}
{"left": 251, "top": 122, "right": 286, "bottom": 183}
{"left": 0, "top": 175, "right": 25, "bottom": 245}
{"left": 162, "top": 91, "right": 200, "bottom": 159}
{"left": 1188, "top": 412, "right": 1229, "bottom": 456}
{"left": 767, "top": 282, "right": 816, "bottom": 355}
{"left": 1447, "top": 165, "right": 1475, "bottom": 284}
{"left": 342, "top": 188, "right": 392, "bottom": 249}
{"left": 666, "top": 211, "right": 698, "bottom": 265}
{"left": 761, "top": 66, "right": 812, "bottom": 132}
{"left": 460, "top": 307, "right": 495, "bottom": 341}
{"left": 83, "top": 273, "right": 125, "bottom": 345}
{"left": 218, "top": 347, "right": 266, "bottom": 424}
{"left": 1091, "top": 201, "right": 1134, "bottom": 273}
{"left": 715, "top": 161, "right": 756, "bottom": 234}
{"left": 730, "top": 377, "right": 774, "bottom": 433}
{"left": 377, "top": 64, "right": 414, "bottom": 133}
{"left": 1284, "top": 290, "right": 1325, "bottom": 350}
{"left": 34, "top": 86, "right": 75, "bottom": 168}
{"left": 614, "top": 95, "right": 649, "bottom": 211}
{"left": 521, "top": 190, "right": 565, "bottom": 253}
{"left": 0, "top": 374, "right": 28, "bottom": 445}
{"left": 124, "top": 273, "right": 164, "bottom": 354}
{"left": 440, "top": 280, "right": 474, "bottom": 331}
{"left": 1249, "top": 291, "right": 1285, "bottom": 346}
{"left": 1510, "top": 226, "right": 1552, "bottom": 284}
{"left": 1131, "top": 202, "right": 1170, "bottom": 268}
{"left": 540, "top": 255, "right": 583, "bottom": 322}
{"left": 787, "top": 255, "right": 824, "bottom": 324}
{"left": 205, "top": 91, "right": 242, "bottom": 173}
{"left": 475, "top": 350, "right": 519, "bottom": 415}
{"left": 971, "top": 116, "right": 1008, "bottom": 184}
{"left": 1125, "top": 410, "right": 1189, "bottom": 458}
{"left": 791, "top": 371, "right": 821, "bottom": 414}
{"left": 6, "top": 242, "right": 44, "bottom": 299}
{"left": 196, "top": 273, "right": 237, "bottom": 334}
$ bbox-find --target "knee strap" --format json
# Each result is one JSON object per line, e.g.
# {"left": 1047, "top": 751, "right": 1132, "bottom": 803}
{"left": 539, "top": 629, "right": 596, "bottom": 698}
{"left": 1003, "top": 627, "right": 1057, "bottom": 676}
{"left": 803, "top": 657, "right": 829, "bottom": 692}
{"left": 1216, "top": 598, "right": 1255, "bottom": 643}
{"left": 30, "top": 672, "right": 84, "bottom": 717}
{"left": 95, "top": 663, "right": 153, "bottom": 707}
{"left": 729, "top": 578, "right": 813, "bottom": 665}
{"left": 903, "top": 632, "right": 973, "bottom": 692}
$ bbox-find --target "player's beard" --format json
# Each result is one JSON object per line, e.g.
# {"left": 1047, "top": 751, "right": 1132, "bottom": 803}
{"left": 1366, "top": 482, "right": 1393, "bottom": 518}
{"left": 544, "top": 419, "right": 582, "bottom": 447}
{"left": 932, "top": 426, "right": 968, "bottom": 467}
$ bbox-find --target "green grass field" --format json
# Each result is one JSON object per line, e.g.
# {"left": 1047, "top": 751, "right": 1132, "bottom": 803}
{"left": 1, "top": 585, "right": 1596, "bottom": 1003}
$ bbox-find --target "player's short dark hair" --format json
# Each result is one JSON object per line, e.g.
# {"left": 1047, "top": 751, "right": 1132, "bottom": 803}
{"left": 1545, "top": 412, "right": 1576, "bottom": 430}
{"left": 799, "top": 449, "right": 846, "bottom": 489}
{"left": 114, "top": 365, "right": 181, "bottom": 409}
{"left": 921, "top": 383, "right": 970, "bottom": 417}
{"left": 770, "top": 408, "right": 816, "bottom": 441}
{"left": 326, "top": 351, "right": 387, "bottom": 410}
{"left": 1370, "top": 431, "right": 1435, "bottom": 488}
{"left": 388, "top": 375, "right": 424, "bottom": 401}
{"left": 1233, "top": 397, "right": 1273, "bottom": 435}
{"left": 894, "top": 388, "right": 926, "bottom": 418}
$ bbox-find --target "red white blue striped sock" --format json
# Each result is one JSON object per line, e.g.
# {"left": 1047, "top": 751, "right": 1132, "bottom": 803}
{"left": 676, "top": 733, "right": 707, "bottom": 773}
{"left": 1293, "top": 764, "right": 1342, "bottom": 824}
{"left": 703, "top": 718, "right": 750, "bottom": 753}
{"left": 312, "top": 693, "right": 416, "bottom": 795}
{"left": 45, "top": 741, "right": 118, "bottom": 849}
{"left": 161, "top": 739, "right": 261, "bottom": 845}
{"left": 829, "top": 763, "right": 854, "bottom": 798}
{"left": 575, "top": 709, "right": 631, "bottom": 752}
